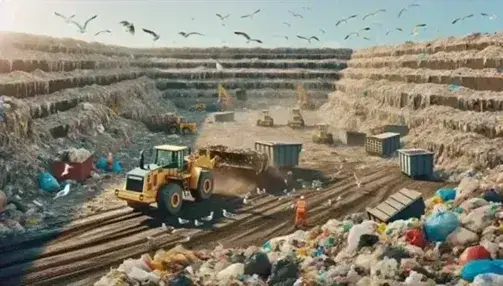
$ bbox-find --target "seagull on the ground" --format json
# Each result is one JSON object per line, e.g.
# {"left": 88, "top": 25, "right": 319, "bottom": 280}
{"left": 179, "top": 31, "right": 204, "bottom": 38}
{"left": 288, "top": 11, "right": 304, "bottom": 18}
{"left": 54, "top": 184, "right": 70, "bottom": 199}
{"left": 54, "top": 12, "right": 75, "bottom": 24}
{"left": 452, "top": 14, "right": 474, "bottom": 24}
{"left": 282, "top": 22, "right": 291, "bottom": 27}
{"left": 336, "top": 195, "right": 343, "bottom": 202}
{"left": 234, "top": 31, "right": 262, "bottom": 43}
{"left": 362, "top": 9, "right": 386, "bottom": 20}
{"left": 120, "top": 21, "right": 135, "bottom": 35}
{"left": 61, "top": 163, "right": 73, "bottom": 176}
{"left": 243, "top": 195, "right": 251, "bottom": 205}
{"left": 353, "top": 172, "right": 362, "bottom": 188}
{"left": 328, "top": 199, "right": 332, "bottom": 206}
{"left": 94, "top": 29, "right": 111, "bottom": 36}
{"left": 398, "top": 4, "right": 420, "bottom": 18}
{"left": 201, "top": 211, "right": 214, "bottom": 221}
{"left": 70, "top": 15, "right": 97, "bottom": 33}
{"left": 222, "top": 209, "right": 236, "bottom": 218}
{"left": 161, "top": 222, "right": 173, "bottom": 231}
{"left": 297, "top": 35, "right": 319, "bottom": 43}
{"left": 335, "top": 14, "right": 357, "bottom": 26}
{"left": 241, "top": 9, "right": 261, "bottom": 19}
{"left": 178, "top": 217, "right": 190, "bottom": 224}
{"left": 182, "top": 235, "right": 191, "bottom": 242}
{"left": 142, "top": 28, "right": 160, "bottom": 41}
{"left": 194, "top": 219, "right": 203, "bottom": 227}
{"left": 256, "top": 187, "right": 266, "bottom": 195}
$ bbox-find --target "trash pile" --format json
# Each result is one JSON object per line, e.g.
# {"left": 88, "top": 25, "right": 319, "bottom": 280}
{"left": 95, "top": 175, "right": 503, "bottom": 285}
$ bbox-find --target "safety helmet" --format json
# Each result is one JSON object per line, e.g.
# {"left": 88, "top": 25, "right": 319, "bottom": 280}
{"left": 300, "top": 195, "right": 305, "bottom": 200}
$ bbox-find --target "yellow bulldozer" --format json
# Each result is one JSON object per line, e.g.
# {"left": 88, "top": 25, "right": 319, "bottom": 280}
{"left": 189, "top": 103, "right": 206, "bottom": 112}
{"left": 296, "top": 83, "right": 316, "bottom": 110}
{"left": 116, "top": 144, "right": 269, "bottom": 215}
{"left": 256, "top": 110, "right": 274, "bottom": 127}
{"left": 287, "top": 108, "right": 305, "bottom": 129}
{"left": 312, "top": 124, "right": 334, "bottom": 144}
{"left": 167, "top": 116, "right": 197, "bottom": 135}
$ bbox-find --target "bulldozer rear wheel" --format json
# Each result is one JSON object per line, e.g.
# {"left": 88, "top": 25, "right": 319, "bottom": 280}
{"left": 181, "top": 127, "right": 192, "bottom": 135}
{"left": 194, "top": 170, "right": 214, "bottom": 201}
{"left": 167, "top": 125, "right": 179, "bottom": 134}
{"left": 157, "top": 183, "right": 183, "bottom": 216}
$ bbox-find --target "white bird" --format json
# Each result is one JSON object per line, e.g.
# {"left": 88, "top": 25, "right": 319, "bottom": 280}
{"left": 61, "top": 163, "right": 73, "bottom": 177}
{"left": 362, "top": 9, "right": 386, "bottom": 20}
{"left": 288, "top": 11, "right": 304, "bottom": 18}
{"left": 398, "top": 4, "right": 420, "bottom": 18}
{"left": 241, "top": 9, "right": 261, "bottom": 19}
{"left": 234, "top": 31, "right": 263, "bottom": 43}
{"left": 201, "top": 211, "right": 214, "bottom": 221}
{"left": 319, "top": 29, "right": 326, "bottom": 34}
{"left": 94, "top": 29, "right": 111, "bottom": 36}
{"left": 282, "top": 22, "right": 291, "bottom": 27}
{"left": 54, "top": 184, "right": 71, "bottom": 199}
{"left": 480, "top": 13, "right": 497, "bottom": 20}
{"left": 143, "top": 28, "right": 160, "bottom": 41}
{"left": 335, "top": 14, "right": 358, "bottom": 26}
{"left": 353, "top": 172, "right": 362, "bottom": 188}
{"left": 336, "top": 195, "right": 343, "bottom": 202}
{"left": 297, "top": 35, "right": 320, "bottom": 43}
{"left": 182, "top": 235, "right": 191, "bottom": 242}
{"left": 54, "top": 12, "right": 75, "bottom": 24}
{"left": 178, "top": 217, "right": 190, "bottom": 224}
{"left": 256, "top": 187, "right": 266, "bottom": 195}
{"left": 291, "top": 188, "right": 296, "bottom": 193}
{"left": 178, "top": 31, "right": 204, "bottom": 38}
{"left": 283, "top": 178, "right": 288, "bottom": 185}
{"left": 216, "top": 13, "right": 230, "bottom": 21}
{"left": 32, "top": 200, "right": 43, "bottom": 208}
{"left": 161, "top": 223, "right": 173, "bottom": 232}
{"left": 327, "top": 199, "right": 332, "bottom": 206}
{"left": 289, "top": 203, "right": 295, "bottom": 209}
{"left": 194, "top": 219, "right": 203, "bottom": 226}
{"left": 70, "top": 15, "right": 97, "bottom": 33}
{"left": 243, "top": 195, "right": 250, "bottom": 205}
{"left": 222, "top": 209, "right": 236, "bottom": 219}
{"left": 215, "top": 61, "right": 223, "bottom": 71}
{"left": 14, "top": 194, "right": 22, "bottom": 200}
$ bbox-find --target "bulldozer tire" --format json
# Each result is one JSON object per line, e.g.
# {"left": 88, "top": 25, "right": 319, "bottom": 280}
{"left": 167, "top": 125, "right": 179, "bottom": 135}
{"left": 127, "top": 201, "right": 149, "bottom": 212}
{"left": 194, "top": 171, "right": 214, "bottom": 201}
{"left": 157, "top": 183, "right": 183, "bottom": 216}
{"left": 181, "top": 127, "right": 192, "bottom": 135}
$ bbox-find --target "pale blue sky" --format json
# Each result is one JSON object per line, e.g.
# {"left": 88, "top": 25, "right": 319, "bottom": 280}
{"left": 0, "top": 0, "right": 501, "bottom": 48}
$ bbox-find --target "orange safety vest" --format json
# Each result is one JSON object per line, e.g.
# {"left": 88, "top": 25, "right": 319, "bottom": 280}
{"left": 296, "top": 199, "right": 307, "bottom": 212}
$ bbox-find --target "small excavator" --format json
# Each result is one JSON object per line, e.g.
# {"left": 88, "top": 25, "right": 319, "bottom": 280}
{"left": 217, "top": 84, "right": 235, "bottom": 111}
{"left": 287, "top": 108, "right": 305, "bottom": 129}
{"left": 312, "top": 124, "right": 334, "bottom": 144}
{"left": 296, "top": 83, "right": 316, "bottom": 110}
{"left": 256, "top": 110, "right": 274, "bottom": 127}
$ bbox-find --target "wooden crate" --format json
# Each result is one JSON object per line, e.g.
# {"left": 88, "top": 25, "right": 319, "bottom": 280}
{"left": 398, "top": 148, "right": 434, "bottom": 179}
{"left": 342, "top": 131, "right": 366, "bottom": 146}
{"left": 366, "top": 188, "right": 425, "bottom": 223}
{"left": 212, "top": 111, "right": 235, "bottom": 122}
{"left": 365, "top": 132, "right": 400, "bottom": 157}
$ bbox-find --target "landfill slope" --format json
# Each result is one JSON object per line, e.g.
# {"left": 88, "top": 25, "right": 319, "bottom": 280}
{"left": 321, "top": 32, "right": 503, "bottom": 175}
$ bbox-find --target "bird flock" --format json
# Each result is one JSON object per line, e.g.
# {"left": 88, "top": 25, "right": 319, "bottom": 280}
{"left": 54, "top": 5, "right": 497, "bottom": 47}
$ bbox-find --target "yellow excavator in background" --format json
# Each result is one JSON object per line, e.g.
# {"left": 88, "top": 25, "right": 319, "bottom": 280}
{"left": 296, "top": 83, "right": 316, "bottom": 110}
{"left": 287, "top": 108, "right": 305, "bottom": 128}
{"left": 218, "top": 84, "right": 235, "bottom": 111}
{"left": 256, "top": 110, "right": 274, "bottom": 127}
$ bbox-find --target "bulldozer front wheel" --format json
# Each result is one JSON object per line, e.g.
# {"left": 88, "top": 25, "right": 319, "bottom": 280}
{"left": 157, "top": 183, "right": 183, "bottom": 215}
{"left": 194, "top": 171, "right": 214, "bottom": 201}
{"left": 181, "top": 127, "right": 192, "bottom": 135}
{"left": 167, "top": 125, "right": 179, "bottom": 135}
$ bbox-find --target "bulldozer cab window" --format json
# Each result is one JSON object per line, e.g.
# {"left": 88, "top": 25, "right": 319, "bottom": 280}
{"left": 155, "top": 150, "right": 184, "bottom": 170}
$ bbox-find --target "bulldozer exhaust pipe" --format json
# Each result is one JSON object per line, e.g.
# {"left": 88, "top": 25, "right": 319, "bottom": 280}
{"left": 139, "top": 150, "right": 145, "bottom": 170}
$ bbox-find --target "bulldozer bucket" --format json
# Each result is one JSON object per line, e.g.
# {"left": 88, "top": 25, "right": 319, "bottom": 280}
{"left": 198, "top": 145, "right": 269, "bottom": 174}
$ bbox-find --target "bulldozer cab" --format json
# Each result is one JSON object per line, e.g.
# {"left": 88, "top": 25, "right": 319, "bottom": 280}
{"left": 261, "top": 110, "right": 270, "bottom": 116}
{"left": 291, "top": 108, "right": 301, "bottom": 116}
{"left": 176, "top": 116, "right": 197, "bottom": 133}
{"left": 153, "top": 145, "right": 190, "bottom": 171}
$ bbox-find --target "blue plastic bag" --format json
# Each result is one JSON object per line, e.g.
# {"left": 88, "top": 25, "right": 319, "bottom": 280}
{"left": 38, "top": 172, "right": 61, "bottom": 192}
{"left": 483, "top": 189, "right": 503, "bottom": 203}
{"left": 435, "top": 187, "right": 457, "bottom": 202}
{"left": 112, "top": 160, "right": 122, "bottom": 173}
{"left": 461, "top": 260, "right": 503, "bottom": 282}
{"left": 95, "top": 156, "right": 108, "bottom": 170}
{"left": 424, "top": 211, "right": 460, "bottom": 242}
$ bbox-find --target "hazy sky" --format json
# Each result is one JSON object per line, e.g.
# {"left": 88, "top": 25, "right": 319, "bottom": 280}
{"left": 0, "top": 0, "right": 501, "bottom": 49}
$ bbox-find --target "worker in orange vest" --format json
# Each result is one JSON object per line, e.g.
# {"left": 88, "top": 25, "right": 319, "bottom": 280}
{"left": 294, "top": 195, "right": 308, "bottom": 228}
{"left": 106, "top": 152, "right": 114, "bottom": 171}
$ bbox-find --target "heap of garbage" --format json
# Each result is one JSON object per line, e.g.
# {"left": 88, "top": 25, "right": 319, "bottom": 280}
{"left": 96, "top": 175, "right": 503, "bottom": 286}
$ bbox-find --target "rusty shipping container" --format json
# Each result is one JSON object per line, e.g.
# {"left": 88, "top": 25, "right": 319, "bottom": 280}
{"left": 398, "top": 148, "right": 434, "bottom": 179}
{"left": 254, "top": 141, "right": 302, "bottom": 169}
{"left": 365, "top": 132, "right": 400, "bottom": 157}
{"left": 366, "top": 188, "right": 426, "bottom": 223}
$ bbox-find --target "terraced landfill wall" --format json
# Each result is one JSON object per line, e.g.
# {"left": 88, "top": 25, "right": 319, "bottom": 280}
{"left": 322, "top": 33, "right": 503, "bottom": 172}
{"left": 0, "top": 32, "right": 351, "bottom": 151}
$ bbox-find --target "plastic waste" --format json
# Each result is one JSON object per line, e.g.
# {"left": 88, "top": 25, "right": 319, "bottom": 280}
{"left": 448, "top": 84, "right": 461, "bottom": 92}
{"left": 436, "top": 187, "right": 457, "bottom": 201}
{"left": 461, "top": 260, "right": 503, "bottom": 282}
{"left": 404, "top": 271, "right": 424, "bottom": 284}
{"left": 459, "top": 246, "right": 492, "bottom": 265}
{"left": 38, "top": 172, "right": 61, "bottom": 192}
{"left": 483, "top": 189, "right": 503, "bottom": 203}
{"left": 244, "top": 252, "right": 271, "bottom": 279}
{"left": 424, "top": 211, "right": 460, "bottom": 242}
{"left": 112, "top": 160, "right": 122, "bottom": 173}
{"left": 357, "top": 234, "right": 379, "bottom": 249}
{"left": 405, "top": 228, "right": 427, "bottom": 248}
{"left": 473, "top": 273, "right": 503, "bottom": 286}
{"left": 95, "top": 156, "right": 109, "bottom": 170}
{"left": 268, "top": 257, "right": 299, "bottom": 285}
{"left": 347, "top": 221, "right": 377, "bottom": 252}
{"left": 168, "top": 274, "right": 193, "bottom": 286}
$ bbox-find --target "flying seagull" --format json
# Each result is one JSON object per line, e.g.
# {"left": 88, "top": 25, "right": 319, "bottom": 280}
{"left": 398, "top": 4, "right": 420, "bottom": 18}
{"left": 120, "top": 21, "right": 135, "bottom": 35}
{"left": 94, "top": 29, "right": 111, "bottom": 36}
{"left": 335, "top": 14, "right": 357, "bottom": 26}
{"left": 288, "top": 11, "right": 304, "bottom": 18}
{"left": 178, "top": 31, "right": 204, "bottom": 38}
{"left": 54, "top": 12, "right": 75, "bottom": 24}
{"left": 385, "top": 27, "right": 403, "bottom": 35}
{"left": 480, "top": 13, "right": 497, "bottom": 20}
{"left": 70, "top": 15, "right": 97, "bottom": 33}
{"left": 362, "top": 9, "right": 386, "bottom": 20}
{"left": 283, "top": 22, "right": 291, "bottom": 27}
{"left": 362, "top": 37, "right": 372, "bottom": 41}
{"left": 302, "top": 7, "right": 312, "bottom": 11}
{"left": 319, "top": 29, "right": 326, "bottom": 34}
{"left": 241, "top": 9, "right": 261, "bottom": 19}
{"left": 142, "top": 28, "right": 160, "bottom": 41}
{"left": 452, "top": 14, "right": 474, "bottom": 24}
{"left": 234, "top": 31, "right": 262, "bottom": 43}
{"left": 297, "top": 35, "right": 319, "bottom": 43}
{"left": 273, "top": 35, "right": 289, "bottom": 40}
{"left": 412, "top": 23, "right": 427, "bottom": 36}
{"left": 344, "top": 28, "right": 370, "bottom": 40}
{"left": 216, "top": 13, "right": 230, "bottom": 20}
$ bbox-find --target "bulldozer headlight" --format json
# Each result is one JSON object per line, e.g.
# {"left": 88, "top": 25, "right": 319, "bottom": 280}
{"left": 139, "top": 194, "right": 144, "bottom": 201}
{"left": 115, "top": 190, "right": 119, "bottom": 196}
